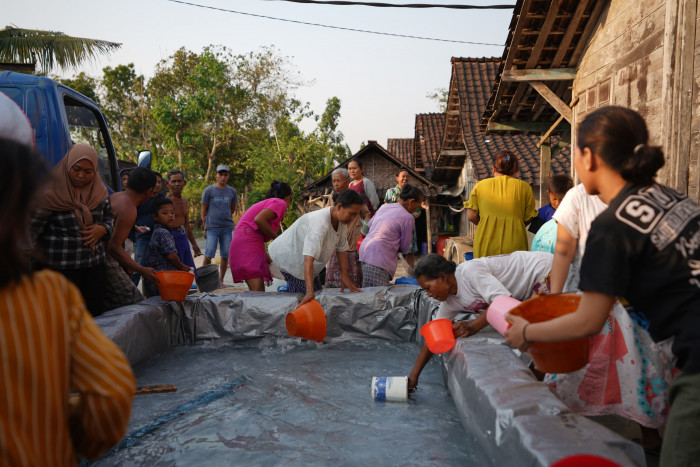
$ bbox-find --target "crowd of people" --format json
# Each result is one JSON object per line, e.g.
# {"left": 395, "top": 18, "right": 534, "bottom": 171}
{"left": 2, "top": 104, "right": 699, "bottom": 464}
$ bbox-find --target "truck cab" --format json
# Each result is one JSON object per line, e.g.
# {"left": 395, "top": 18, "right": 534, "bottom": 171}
{"left": 0, "top": 71, "right": 121, "bottom": 192}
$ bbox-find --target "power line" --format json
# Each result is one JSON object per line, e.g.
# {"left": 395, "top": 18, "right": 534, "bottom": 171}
{"left": 255, "top": 0, "right": 515, "bottom": 9}
{"left": 166, "top": 0, "right": 506, "bottom": 46}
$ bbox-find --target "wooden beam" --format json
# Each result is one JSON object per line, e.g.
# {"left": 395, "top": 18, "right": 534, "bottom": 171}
{"left": 551, "top": 0, "right": 590, "bottom": 67}
{"left": 528, "top": 81, "right": 572, "bottom": 123}
{"left": 502, "top": 68, "right": 575, "bottom": 82}
{"left": 435, "top": 166, "right": 464, "bottom": 171}
{"left": 487, "top": 121, "right": 569, "bottom": 132}
{"left": 538, "top": 115, "right": 565, "bottom": 148}
{"left": 540, "top": 136, "right": 552, "bottom": 206}
{"left": 440, "top": 150, "right": 466, "bottom": 156}
{"left": 492, "top": 0, "right": 532, "bottom": 117}
{"left": 537, "top": 97, "right": 578, "bottom": 147}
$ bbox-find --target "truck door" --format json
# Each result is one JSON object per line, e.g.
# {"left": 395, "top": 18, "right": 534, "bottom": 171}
{"left": 62, "top": 94, "right": 120, "bottom": 192}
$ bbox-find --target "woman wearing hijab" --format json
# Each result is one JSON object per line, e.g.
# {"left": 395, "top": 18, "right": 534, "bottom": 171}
{"left": 31, "top": 144, "right": 114, "bottom": 317}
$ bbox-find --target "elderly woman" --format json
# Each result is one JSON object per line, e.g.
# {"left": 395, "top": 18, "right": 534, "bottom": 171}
{"left": 31, "top": 144, "right": 114, "bottom": 317}
{"left": 325, "top": 168, "right": 371, "bottom": 288}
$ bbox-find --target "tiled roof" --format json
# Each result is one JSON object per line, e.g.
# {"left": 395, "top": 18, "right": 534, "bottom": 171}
{"left": 301, "top": 140, "right": 437, "bottom": 197}
{"left": 386, "top": 138, "right": 414, "bottom": 168}
{"left": 414, "top": 113, "right": 445, "bottom": 181}
{"left": 435, "top": 57, "right": 570, "bottom": 184}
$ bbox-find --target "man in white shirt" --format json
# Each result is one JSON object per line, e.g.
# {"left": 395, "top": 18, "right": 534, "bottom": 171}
{"left": 269, "top": 190, "right": 364, "bottom": 304}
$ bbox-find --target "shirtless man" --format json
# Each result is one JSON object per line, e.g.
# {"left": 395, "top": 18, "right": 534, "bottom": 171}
{"left": 105, "top": 167, "right": 157, "bottom": 310}
{"left": 166, "top": 169, "right": 202, "bottom": 270}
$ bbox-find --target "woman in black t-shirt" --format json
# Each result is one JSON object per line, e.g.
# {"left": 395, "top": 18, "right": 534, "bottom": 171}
{"left": 505, "top": 106, "right": 700, "bottom": 465}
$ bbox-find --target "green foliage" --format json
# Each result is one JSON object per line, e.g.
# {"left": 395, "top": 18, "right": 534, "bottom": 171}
{"left": 101, "top": 63, "right": 149, "bottom": 162}
{"left": 60, "top": 44, "right": 352, "bottom": 224}
{"left": 426, "top": 87, "right": 449, "bottom": 113}
{"left": 58, "top": 72, "right": 100, "bottom": 104}
{"left": 0, "top": 26, "right": 121, "bottom": 74}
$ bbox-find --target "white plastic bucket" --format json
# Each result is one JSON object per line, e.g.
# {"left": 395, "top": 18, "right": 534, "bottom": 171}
{"left": 486, "top": 295, "right": 522, "bottom": 335}
{"left": 371, "top": 376, "right": 408, "bottom": 402}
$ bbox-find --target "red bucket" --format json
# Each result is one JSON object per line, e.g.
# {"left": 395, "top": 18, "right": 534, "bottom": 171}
{"left": 420, "top": 319, "right": 455, "bottom": 354}
{"left": 509, "top": 294, "right": 589, "bottom": 373}
{"left": 286, "top": 299, "right": 327, "bottom": 343}
{"left": 155, "top": 271, "right": 195, "bottom": 302}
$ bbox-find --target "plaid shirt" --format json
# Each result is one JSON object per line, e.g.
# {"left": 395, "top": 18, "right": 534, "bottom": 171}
{"left": 31, "top": 199, "right": 114, "bottom": 270}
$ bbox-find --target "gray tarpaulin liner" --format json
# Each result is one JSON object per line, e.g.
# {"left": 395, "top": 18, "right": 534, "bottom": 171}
{"left": 96, "top": 286, "right": 644, "bottom": 466}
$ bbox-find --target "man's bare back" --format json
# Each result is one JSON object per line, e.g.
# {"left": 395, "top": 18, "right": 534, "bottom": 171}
{"left": 166, "top": 171, "right": 202, "bottom": 257}
{"left": 108, "top": 190, "right": 158, "bottom": 283}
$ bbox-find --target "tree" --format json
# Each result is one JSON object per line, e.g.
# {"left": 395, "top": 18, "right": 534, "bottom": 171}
{"left": 426, "top": 88, "right": 449, "bottom": 112}
{"left": 101, "top": 64, "right": 149, "bottom": 161}
{"left": 0, "top": 26, "right": 120, "bottom": 74}
{"left": 59, "top": 72, "right": 100, "bottom": 104}
{"left": 318, "top": 96, "right": 352, "bottom": 171}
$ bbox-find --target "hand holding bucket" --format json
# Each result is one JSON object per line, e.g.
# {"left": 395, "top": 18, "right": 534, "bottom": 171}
{"left": 286, "top": 299, "right": 327, "bottom": 343}
{"left": 506, "top": 294, "right": 589, "bottom": 373}
{"left": 420, "top": 319, "right": 455, "bottom": 354}
{"left": 486, "top": 295, "right": 521, "bottom": 335}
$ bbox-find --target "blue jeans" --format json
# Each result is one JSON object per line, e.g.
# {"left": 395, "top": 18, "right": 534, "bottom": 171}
{"left": 205, "top": 228, "right": 233, "bottom": 259}
{"left": 131, "top": 235, "right": 150, "bottom": 286}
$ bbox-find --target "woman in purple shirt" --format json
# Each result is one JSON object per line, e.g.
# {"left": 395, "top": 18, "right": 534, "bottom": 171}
{"left": 229, "top": 181, "right": 292, "bottom": 291}
{"left": 359, "top": 184, "right": 423, "bottom": 287}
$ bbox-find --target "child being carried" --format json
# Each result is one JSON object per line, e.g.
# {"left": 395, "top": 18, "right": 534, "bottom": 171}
{"left": 144, "top": 198, "right": 193, "bottom": 297}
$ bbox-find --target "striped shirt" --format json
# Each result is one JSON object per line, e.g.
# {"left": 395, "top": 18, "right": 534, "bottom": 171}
{"left": 0, "top": 270, "right": 136, "bottom": 465}
{"left": 30, "top": 199, "right": 114, "bottom": 270}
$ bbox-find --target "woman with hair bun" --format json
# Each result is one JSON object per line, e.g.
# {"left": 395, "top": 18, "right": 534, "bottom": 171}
{"left": 228, "top": 180, "right": 292, "bottom": 291}
{"left": 506, "top": 106, "right": 700, "bottom": 464}
{"left": 408, "top": 251, "right": 553, "bottom": 393}
{"left": 464, "top": 150, "right": 538, "bottom": 257}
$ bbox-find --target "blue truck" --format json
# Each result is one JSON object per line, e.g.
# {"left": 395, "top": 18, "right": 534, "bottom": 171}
{"left": 0, "top": 71, "right": 150, "bottom": 192}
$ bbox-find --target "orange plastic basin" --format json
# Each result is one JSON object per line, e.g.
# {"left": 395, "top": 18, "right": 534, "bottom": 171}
{"left": 155, "top": 271, "right": 195, "bottom": 302}
{"left": 509, "top": 294, "right": 589, "bottom": 373}
{"left": 286, "top": 299, "right": 327, "bottom": 343}
{"left": 420, "top": 319, "right": 455, "bottom": 354}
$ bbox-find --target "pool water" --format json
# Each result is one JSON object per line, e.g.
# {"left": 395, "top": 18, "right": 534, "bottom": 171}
{"left": 95, "top": 337, "right": 477, "bottom": 466}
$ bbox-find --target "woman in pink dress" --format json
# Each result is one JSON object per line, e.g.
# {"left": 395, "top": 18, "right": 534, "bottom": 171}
{"left": 347, "top": 158, "right": 379, "bottom": 216}
{"left": 229, "top": 181, "right": 291, "bottom": 291}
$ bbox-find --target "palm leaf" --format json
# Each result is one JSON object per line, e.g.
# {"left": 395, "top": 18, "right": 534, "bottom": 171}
{"left": 0, "top": 26, "right": 121, "bottom": 73}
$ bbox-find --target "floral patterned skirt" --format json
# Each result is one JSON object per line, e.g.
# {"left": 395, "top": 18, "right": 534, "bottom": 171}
{"left": 324, "top": 250, "right": 362, "bottom": 288}
{"left": 544, "top": 301, "right": 675, "bottom": 428}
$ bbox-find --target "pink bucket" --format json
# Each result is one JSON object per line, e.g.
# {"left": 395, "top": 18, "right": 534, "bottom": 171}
{"left": 486, "top": 295, "right": 521, "bottom": 335}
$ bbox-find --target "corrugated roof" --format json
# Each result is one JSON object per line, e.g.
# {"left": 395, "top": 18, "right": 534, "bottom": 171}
{"left": 386, "top": 138, "right": 414, "bottom": 168}
{"left": 435, "top": 57, "right": 570, "bottom": 184}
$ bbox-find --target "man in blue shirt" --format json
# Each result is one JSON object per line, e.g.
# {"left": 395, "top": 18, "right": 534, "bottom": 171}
{"left": 201, "top": 164, "right": 238, "bottom": 286}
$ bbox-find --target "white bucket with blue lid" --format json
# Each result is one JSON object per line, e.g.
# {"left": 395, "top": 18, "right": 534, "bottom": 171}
{"left": 371, "top": 376, "right": 408, "bottom": 402}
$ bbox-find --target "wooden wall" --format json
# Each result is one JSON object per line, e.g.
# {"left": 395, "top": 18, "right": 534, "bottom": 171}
{"left": 573, "top": 0, "right": 700, "bottom": 203}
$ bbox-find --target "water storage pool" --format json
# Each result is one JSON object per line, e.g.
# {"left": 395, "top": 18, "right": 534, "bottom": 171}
{"left": 95, "top": 287, "right": 645, "bottom": 466}
{"left": 95, "top": 338, "right": 476, "bottom": 465}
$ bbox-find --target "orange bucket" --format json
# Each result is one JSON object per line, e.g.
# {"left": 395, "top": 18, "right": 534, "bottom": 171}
{"left": 286, "top": 299, "right": 327, "bottom": 342}
{"left": 420, "top": 319, "right": 455, "bottom": 354}
{"left": 509, "top": 294, "right": 589, "bottom": 373}
{"left": 155, "top": 271, "right": 195, "bottom": 302}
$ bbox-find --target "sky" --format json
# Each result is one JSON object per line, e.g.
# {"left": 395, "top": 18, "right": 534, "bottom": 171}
{"left": 6, "top": 0, "right": 514, "bottom": 152}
